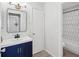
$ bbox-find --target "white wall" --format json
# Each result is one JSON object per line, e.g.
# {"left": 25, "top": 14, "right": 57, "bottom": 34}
{"left": 0, "top": 3, "right": 1, "bottom": 43}
{"left": 44, "top": 2, "right": 63, "bottom": 57}
{"left": 0, "top": 3, "right": 1, "bottom": 57}
{"left": 27, "top": 2, "right": 44, "bottom": 11}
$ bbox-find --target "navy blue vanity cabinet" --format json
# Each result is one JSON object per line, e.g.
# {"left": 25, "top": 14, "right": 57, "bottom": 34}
{"left": 1, "top": 41, "right": 32, "bottom": 57}
{"left": 1, "top": 44, "right": 20, "bottom": 57}
{"left": 24, "top": 42, "right": 32, "bottom": 57}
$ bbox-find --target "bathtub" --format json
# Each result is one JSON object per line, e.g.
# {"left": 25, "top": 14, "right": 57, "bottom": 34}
{"left": 63, "top": 40, "right": 79, "bottom": 55}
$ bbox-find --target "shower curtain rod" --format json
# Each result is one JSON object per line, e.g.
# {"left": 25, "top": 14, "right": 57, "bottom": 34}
{"left": 63, "top": 8, "right": 79, "bottom": 14}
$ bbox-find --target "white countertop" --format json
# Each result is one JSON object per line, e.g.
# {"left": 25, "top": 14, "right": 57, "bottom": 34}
{"left": 0, "top": 36, "right": 32, "bottom": 48}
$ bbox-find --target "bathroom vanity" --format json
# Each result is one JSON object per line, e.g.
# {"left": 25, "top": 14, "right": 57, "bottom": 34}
{"left": 0, "top": 4, "right": 32, "bottom": 57}
{"left": 0, "top": 36, "right": 32, "bottom": 57}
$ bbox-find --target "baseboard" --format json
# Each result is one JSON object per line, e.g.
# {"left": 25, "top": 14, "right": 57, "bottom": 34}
{"left": 33, "top": 49, "right": 45, "bottom": 55}
{"left": 44, "top": 49, "right": 56, "bottom": 57}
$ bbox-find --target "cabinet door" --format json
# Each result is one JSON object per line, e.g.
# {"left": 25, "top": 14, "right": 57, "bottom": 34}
{"left": 24, "top": 41, "right": 32, "bottom": 57}
{"left": 27, "top": 41, "right": 32, "bottom": 57}
{"left": 1, "top": 46, "right": 19, "bottom": 57}
{"left": 17, "top": 42, "right": 32, "bottom": 57}
{"left": 17, "top": 43, "right": 25, "bottom": 57}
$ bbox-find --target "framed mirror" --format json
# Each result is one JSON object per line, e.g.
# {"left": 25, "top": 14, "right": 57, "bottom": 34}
{"left": 7, "top": 8, "right": 27, "bottom": 33}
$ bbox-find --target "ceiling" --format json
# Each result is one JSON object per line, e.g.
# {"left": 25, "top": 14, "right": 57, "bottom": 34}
{"left": 62, "top": 2, "right": 79, "bottom": 9}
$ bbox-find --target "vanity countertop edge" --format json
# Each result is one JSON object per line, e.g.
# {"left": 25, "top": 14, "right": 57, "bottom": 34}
{"left": 0, "top": 36, "right": 33, "bottom": 48}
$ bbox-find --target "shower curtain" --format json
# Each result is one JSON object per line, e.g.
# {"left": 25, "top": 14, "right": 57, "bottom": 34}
{"left": 63, "top": 7, "right": 79, "bottom": 55}
{"left": 63, "top": 9, "right": 79, "bottom": 42}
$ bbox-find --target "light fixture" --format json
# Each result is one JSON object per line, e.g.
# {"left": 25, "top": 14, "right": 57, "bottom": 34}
{"left": 8, "top": 2, "right": 26, "bottom": 10}
{"left": 15, "top": 3, "right": 21, "bottom": 10}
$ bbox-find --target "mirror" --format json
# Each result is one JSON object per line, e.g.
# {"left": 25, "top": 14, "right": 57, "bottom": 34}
{"left": 7, "top": 9, "right": 27, "bottom": 33}
{"left": 8, "top": 13, "right": 20, "bottom": 33}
